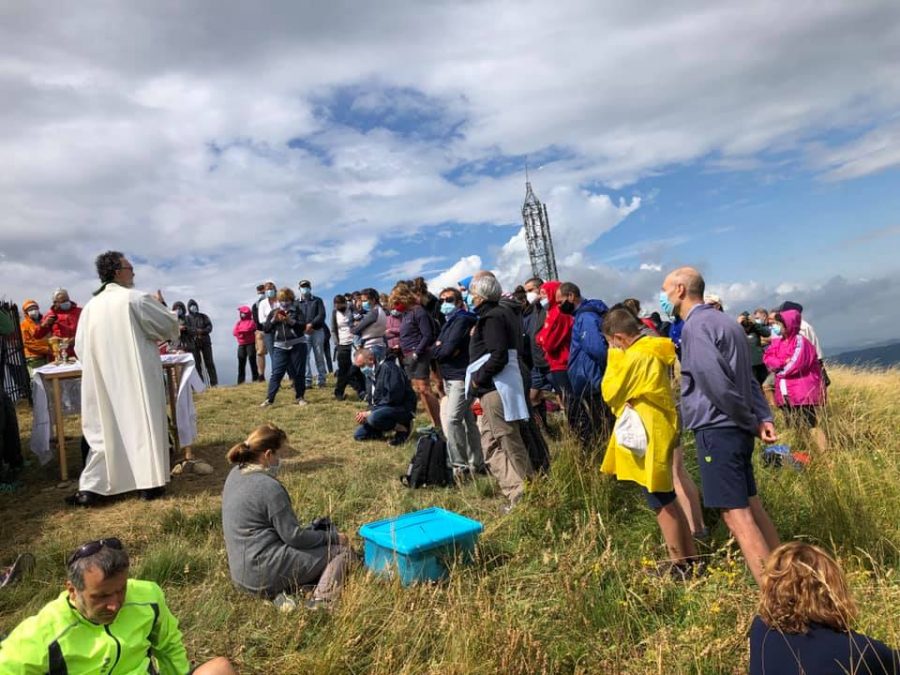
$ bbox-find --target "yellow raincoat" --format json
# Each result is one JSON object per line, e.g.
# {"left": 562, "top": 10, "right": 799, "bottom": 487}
{"left": 600, "top": 336, "right": 678, "bottom": 492}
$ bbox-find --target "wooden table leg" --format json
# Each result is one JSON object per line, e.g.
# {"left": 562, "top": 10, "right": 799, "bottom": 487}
{"left": 166, "top": 365, "right": 181, "bottom": 459}
{"left": 52, "top": 377, "right": 68, "bottom": 481}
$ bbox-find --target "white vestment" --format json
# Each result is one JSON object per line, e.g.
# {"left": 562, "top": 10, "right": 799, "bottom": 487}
{"left": 76, "top": 283, "right": 179, "bottom": 495}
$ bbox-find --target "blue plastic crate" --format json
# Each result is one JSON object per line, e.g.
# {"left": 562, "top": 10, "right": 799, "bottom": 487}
{"left": 359, "top": 507, "right": 484, "bottom": 585}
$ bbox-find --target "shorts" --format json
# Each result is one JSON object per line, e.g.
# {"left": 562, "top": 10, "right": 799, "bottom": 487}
{"left": 255, "top": 330, "right": 267, "bottom": 356}
{"left": 694, "top": 426, "right": 758, "bottom": 509}
{"left": 762, "top": 372, "right": 775, "bottom": 391}
{"left": 403, "top": 354, "right": 431, "bottom": 381}
{"left": 641, "top": 487, "right": 677, "bottom": 510}
{"left": 782, "top": 404, "right": 819, "bottom": 429}
{"left": 530, "top": 367, "right": 554, "bottom": 392}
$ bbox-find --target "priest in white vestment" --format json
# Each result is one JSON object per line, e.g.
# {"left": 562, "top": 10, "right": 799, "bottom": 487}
{"left": 70, "top": 251, "right": 179, "bottom": 505}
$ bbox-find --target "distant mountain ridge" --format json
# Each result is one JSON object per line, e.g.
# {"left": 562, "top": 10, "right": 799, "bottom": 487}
{"left": 828, "top": 341, "right": 900, "bottom": 369}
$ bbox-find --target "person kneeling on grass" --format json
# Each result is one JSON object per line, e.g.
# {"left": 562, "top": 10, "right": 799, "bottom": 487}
{"left": 0, "top": 538, "right": 235, "bottom": 674}
{"left": 600, "top": 307, "right": 699, "bottom": 578}
{"left": 353, "top": 348, "right": 417, "bottom": 446}
{"left": 221, "top": 424, "right": 353, "bottom": 610}
{"left": 750, "top": 541, "right": 900, "bottom": 674}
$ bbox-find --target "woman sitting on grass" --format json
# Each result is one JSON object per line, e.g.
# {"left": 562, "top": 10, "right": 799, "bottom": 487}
{"left": 221, "top": 424, "right": 353, "bottom": 609}
{"left": 750, "top": 541, "right": 899, "bottom": 674}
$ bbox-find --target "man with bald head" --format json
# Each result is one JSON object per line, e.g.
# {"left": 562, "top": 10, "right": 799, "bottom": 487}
{"left": 661, "top": 267, "right": 779, "bottom": 584}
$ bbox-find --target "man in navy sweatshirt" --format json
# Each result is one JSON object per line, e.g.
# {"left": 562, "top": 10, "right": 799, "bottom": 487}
{"left": 662, "top": 266, "right": 779, "bottom": 584}
{"left": 353, "top": 348, "right": 417, "bottom": 446}
{"left": 433, "top": 288, "right": 483, "bottom": 476}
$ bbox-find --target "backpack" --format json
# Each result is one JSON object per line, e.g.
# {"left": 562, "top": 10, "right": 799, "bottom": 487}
{"left": 401, "top": 430, "right": 451, "bottom": 488}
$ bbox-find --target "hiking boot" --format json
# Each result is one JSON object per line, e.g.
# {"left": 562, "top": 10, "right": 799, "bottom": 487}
{"left": 139, "top": 487, "right": 165, "bottom": 501}
{"left": 388, "top": 430, "right": 410, "bottom": 446}
{"left": 65, "top": 491, "right": 105, "bottom": 507}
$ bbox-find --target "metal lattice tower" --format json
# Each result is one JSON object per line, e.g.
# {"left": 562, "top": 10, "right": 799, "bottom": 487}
{"left": 521, "top": 170, "right": 559, "bottom": 281}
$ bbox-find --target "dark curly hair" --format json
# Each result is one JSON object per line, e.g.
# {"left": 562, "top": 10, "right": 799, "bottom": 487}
{"left": 95, "top": 250, "right": 125, "bottom": 283}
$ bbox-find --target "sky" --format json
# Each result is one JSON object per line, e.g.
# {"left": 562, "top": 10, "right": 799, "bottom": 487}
{"left": 3, "top": 1, "right": 900, "bottom": 385}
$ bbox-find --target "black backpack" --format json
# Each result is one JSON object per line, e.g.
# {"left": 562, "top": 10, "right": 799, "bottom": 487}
{"left": 401, "top": 430, "right": 451, "bottom": 488}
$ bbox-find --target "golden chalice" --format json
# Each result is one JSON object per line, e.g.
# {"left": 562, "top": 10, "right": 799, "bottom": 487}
{"left": 49, "top": 337, "right": 62, "bottom": 365}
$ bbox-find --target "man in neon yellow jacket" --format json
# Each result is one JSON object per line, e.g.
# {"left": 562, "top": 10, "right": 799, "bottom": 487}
{"left": 0, "top": 538, "right": 235, "bottom": 675}
{"left": 600, "top": 308, "right": 698, "bottom": 577}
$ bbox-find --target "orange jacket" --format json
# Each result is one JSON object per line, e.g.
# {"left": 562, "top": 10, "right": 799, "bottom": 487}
{"left": 21, "top": 315, "right": 52, "bottom": 359}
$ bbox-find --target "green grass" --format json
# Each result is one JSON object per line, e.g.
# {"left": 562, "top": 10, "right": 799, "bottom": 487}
{"left": 1, "top": 366, "right": 899, "bottom": 673}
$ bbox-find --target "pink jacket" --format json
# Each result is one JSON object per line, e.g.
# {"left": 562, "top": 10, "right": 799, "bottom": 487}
{"left": 763, "top": 309, "right": 825, "bottom": 406}
{"left": 385, "top": 313, "right": 402, "bottom": 350}
{"left": 233, "top": 307, "right": 256, "bottom": 346}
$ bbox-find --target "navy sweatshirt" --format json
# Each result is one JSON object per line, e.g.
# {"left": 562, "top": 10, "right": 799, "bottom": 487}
{"left": 750, "top": 616, "right": 900, "bottom": 675}
{"left": 399, "top": 305, "right": 435, "bottom": 356}
{"left": 432, "top": 309, "right": 477, "bottom": 381}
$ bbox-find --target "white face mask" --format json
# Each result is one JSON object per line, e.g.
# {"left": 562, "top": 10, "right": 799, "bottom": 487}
{"left": 526, "top": 291, "right": 539, "bottom": 304}
{"left": 27, "top": 309, "right": 40, "bottom": 320}
{"left": 266, "top": 457, "right": 281, "bottom": 477}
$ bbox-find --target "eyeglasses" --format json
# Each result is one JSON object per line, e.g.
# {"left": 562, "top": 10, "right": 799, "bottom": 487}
{"left": 67, "top": 538, "right": 124, "bottom": 567}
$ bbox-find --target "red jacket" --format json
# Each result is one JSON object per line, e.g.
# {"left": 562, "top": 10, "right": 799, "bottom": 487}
{"left": 43, "top": 303, "right": 82, "bottom": 357}
{"left": 233, "top": 307, "right": 256, "bottom": 346}
{"left": 535, "top": 281, "right": 573, "bottom": 372}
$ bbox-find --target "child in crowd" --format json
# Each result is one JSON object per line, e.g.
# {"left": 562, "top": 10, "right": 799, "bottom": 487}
{"left": 232, "top": 306, "right": 258, "bottom": 384}
{"left": 750, "top": 541, "right": 899, "bottom": 674}
{"left": 600, "top": 307, "right": 698, "bottom": 577}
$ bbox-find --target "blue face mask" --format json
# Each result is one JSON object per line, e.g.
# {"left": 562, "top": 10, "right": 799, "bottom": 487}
{"left": 266, "top": 289, "right": 276, "bottom": 299}
{"left": 659, "top": 291, "right": 675, "bottom": 317}
{"left": 440, "top": 302, "right": 456, "bottom": 316}
{"left": 770, "top": 323, "right": 782, "bottom": 337}
{"left": 539, "top": 298, "right": 549, "bottom": 309}
{"left": 300, "top": 287, "right": 311, "bottom": 297}
{"left": 59, "top": 301, "right": 72, "bottom": 311}
{"left": 361, "top": 301, "right": 371, "bottom": 311}
{"left": 463, "top": 292, "right": 473, "bottom": 306}
{"left": 361, "top": 365, "right": 374, "bottom": 379}
{"left": 390, "top": 309, "right": 400, "bottom": 317}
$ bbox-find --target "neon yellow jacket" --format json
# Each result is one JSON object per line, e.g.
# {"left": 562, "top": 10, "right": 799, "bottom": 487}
{"left": 0, "top": 579, "right": 191, "bottom": 675}
{"left": 600, "top": 336, "right": 678, "bottom": 492}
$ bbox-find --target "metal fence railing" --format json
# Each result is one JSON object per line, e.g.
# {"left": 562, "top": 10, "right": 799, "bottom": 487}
{"left": 1, "top": 303, "right": 32, "bottom": 406}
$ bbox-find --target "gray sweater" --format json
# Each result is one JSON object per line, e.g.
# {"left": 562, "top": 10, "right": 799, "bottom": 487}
{"left": 680, "top": 303, "right": 773, "bottom": 434}
{"left": 221, "top": 466, "right": 337, "bottom": 597}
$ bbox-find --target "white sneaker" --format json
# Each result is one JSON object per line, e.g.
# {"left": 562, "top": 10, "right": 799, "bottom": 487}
{"left": 296, "top": 398, "right": 308, "bottom": 407}
{"left": 259, "top": 400, "right": 273, "bottom": 408}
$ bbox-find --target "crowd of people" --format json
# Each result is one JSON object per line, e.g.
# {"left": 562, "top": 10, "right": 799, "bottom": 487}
{"left": 2, "top": 253, "right": 898, "bottom": 675}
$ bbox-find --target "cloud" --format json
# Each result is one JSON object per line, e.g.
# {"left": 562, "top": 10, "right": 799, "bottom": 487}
{"left": 427, "top": 255, "right": 483, "bottom": 293}
{"left": 3, "top": 1, "right": 900, "bottom": 382}
{"left": 378, "top": 256, "right": 446, "bottom": 281}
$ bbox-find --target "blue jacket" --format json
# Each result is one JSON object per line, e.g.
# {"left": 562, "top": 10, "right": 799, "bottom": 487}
{"left": 680, "top": 303, "right": 772, "bottom": 433}
{"left": 368, "top": 354, "right": 417, "bottom": 414}
{"left": 567, "top": 299, "right": 609, "bottom": 398}
{"left": 432, "top": 309, "right": 477, "bottom": 381}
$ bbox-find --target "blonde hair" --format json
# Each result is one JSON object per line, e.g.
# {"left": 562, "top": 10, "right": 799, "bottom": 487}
{"left": 758, "top": 542, "right": 858, "bottom": 634}
{"left": 389, "top": 283, "right": 418, "bottom": 309}
{"left": 226, "top": 424, "right": 288, "bottom": 464}
{"left": 276, "top": 287, "right": 295, "bottom": 303}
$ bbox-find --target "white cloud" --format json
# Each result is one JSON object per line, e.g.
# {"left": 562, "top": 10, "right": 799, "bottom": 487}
{"left": 427, "top": 255, "right": 483, "bottom": 293}
{"left": 3, "top": 1, "right": 900, "bottom": 381}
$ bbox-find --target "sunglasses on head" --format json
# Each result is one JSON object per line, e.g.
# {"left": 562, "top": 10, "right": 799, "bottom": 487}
{"left": 67, "top": 538, "right": 124, "bottom": 567}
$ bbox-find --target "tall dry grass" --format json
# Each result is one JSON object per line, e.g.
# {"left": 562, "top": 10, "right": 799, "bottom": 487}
{"left": 0, "top": 365, "right": 898, "bottom": 673}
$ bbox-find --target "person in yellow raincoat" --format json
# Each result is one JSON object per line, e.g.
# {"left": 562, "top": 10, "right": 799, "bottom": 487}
{"left": 600, "top": 307, "right": 698, "bottom": 576}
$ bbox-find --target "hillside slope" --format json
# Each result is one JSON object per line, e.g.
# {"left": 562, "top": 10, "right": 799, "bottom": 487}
{"left": 1, "top": 366, "right": 898, "bottom": 674}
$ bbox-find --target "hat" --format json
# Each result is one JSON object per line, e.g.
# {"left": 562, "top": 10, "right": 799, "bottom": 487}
{"left": 298, "top": 280, "right": 312, "bottom": 288}
{"left": 458, "top": 275, "right": 473, "bottom": 290}
{"left": 779, "top": 301, "right": 803, "bottom": 314}
{"left": 704, "top": 294, "right": 722, "bottom": 306}
{"left": 23, "top": 299, "right": 38, "bottom": 312}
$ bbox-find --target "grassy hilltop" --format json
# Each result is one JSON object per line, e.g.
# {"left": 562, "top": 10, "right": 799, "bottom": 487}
{"left": 1, "top": 366, "right": 899, "bottom": 674}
